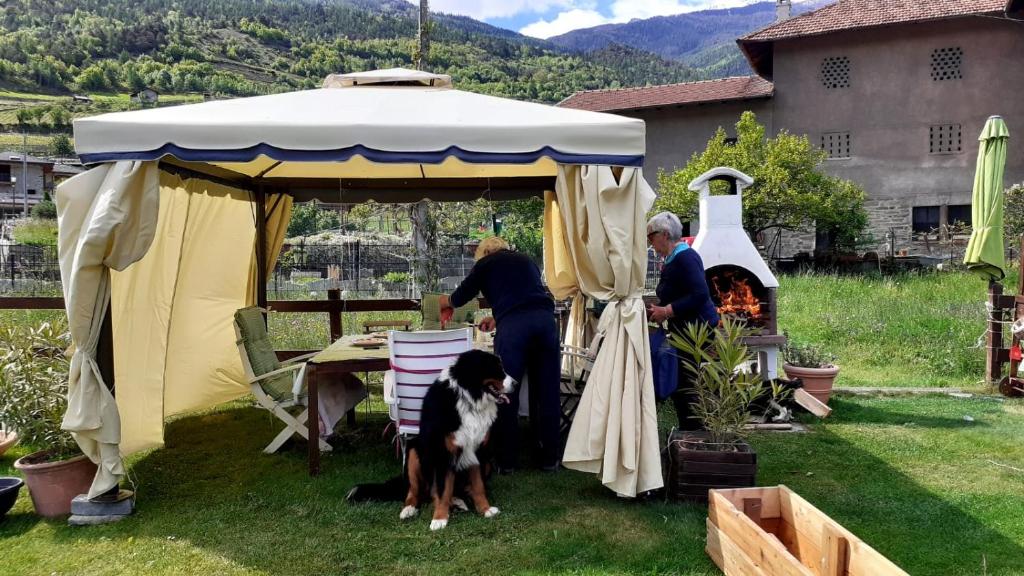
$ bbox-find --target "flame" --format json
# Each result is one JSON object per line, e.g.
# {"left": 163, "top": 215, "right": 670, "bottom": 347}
{"left": 711, "top": 271, "right": 762, "bottom": 320}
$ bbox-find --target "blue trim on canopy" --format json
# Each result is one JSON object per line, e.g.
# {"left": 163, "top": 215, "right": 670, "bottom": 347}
{"left": 78, "top": 143, "right": 645, "bottom": 167}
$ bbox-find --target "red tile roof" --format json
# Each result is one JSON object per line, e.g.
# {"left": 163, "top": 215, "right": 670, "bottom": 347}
{"left": 558, "top": 76, "right": 774, "bottom": 113}
{"left": 739, "top": 0, "right": 1011, "bottom": 78}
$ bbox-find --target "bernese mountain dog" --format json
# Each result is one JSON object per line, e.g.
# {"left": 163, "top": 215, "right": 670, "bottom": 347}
{"left": 347, "top": 349, "right": 515, "bottom": 531}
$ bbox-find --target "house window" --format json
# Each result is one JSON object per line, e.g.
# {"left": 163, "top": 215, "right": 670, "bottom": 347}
{"left": 821, "top": 131, "right": 851, "bottom": 159}
{"left": 0, "top": 165, "right": 9, "bottom": 183}
{"left": 913, "top": 204, "right": 972, "bottom": 234}
{"left": 27, "top": 189, "right": 37, "bottom": 195}
{"left": 912, "top": 206, "right": 941, "bottom": 233}
{"left": 819, "top": 56, "right": 850, "bottom": 89}
{"left": 931, "top": 47, "right": 963, "bottom": 81}
{"left": 930, "top": 124, "right": 962, "bottom": 154}
{"left": 947, "top": 204, "right": 971, "bottom": 227}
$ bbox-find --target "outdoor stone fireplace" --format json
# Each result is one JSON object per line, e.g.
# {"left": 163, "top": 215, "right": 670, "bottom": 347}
{"left": 690, "top": 167, "right": 785, "bottom": 377}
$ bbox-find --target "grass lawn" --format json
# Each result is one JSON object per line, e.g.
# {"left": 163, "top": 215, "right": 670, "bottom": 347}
{"left": 778, "top": 271, "right": 998, "bottom": 389}
{"left": 2, "top": 393, "right": 1023, "bottom": 575}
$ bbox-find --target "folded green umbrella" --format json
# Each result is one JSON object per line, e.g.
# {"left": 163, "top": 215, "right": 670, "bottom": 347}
{"left": 964, "top": 116, "right": 1010, "bottom": 281}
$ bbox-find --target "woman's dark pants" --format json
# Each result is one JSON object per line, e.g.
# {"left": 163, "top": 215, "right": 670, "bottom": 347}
{"left": 493, "top": 308, "right": 562, "bottom": 470}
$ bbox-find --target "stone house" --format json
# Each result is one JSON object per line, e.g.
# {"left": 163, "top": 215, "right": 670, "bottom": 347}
{"left": 0, "top": 152, "right": 54, "bottom": 215}
{"left": 560, "top": 0, "right": 1024, "bottom": 257}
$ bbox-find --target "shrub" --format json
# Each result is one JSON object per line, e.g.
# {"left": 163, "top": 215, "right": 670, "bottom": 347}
{"left": 667, "top": 318, "right": 769, "bottom": 445}
{"left": 782, "top": 336, "right": 837, "bottom": 368}
{"left": 0, "top": 321, "right": 78, "bottom": 459}
{"left": 30, "top": 193, "right": 57, "bottom": 220}
{"left": 1005, "top": 182, "right": 1024, "bottom": 242}
{"left": 382, "top": 271, "right": 411, "bottom": 284}
{"left": 287, "top": 202, "right": 341, "bottom": 237}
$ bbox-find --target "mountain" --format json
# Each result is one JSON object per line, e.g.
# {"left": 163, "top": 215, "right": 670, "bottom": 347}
{"left": 0, "top": 0, "right": 697, "bottom": 116}
{"left": 548, "top": 0, "right": 831, "bottom": 77}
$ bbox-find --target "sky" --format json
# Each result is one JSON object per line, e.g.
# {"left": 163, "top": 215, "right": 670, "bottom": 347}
{"left": 408, "top": 0, "right": 766, "bottom": 39}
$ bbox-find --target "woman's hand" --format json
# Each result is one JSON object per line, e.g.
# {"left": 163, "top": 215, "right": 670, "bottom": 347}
{"left": 438, "top": 294, "right": 454, "bottom": 324}
{"left": 477, "top": 316, "right": 496, "bottom": 332}
{"left": 647, "top": 304, "right": 673, "bottom": 324}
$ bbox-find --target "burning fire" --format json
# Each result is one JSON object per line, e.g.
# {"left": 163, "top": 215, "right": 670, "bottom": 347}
{"left": 710, "top": 271, "right": 762, "bottom": 320}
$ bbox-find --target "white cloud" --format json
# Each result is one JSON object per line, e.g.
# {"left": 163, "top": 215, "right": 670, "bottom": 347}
{"left": 520, "top": 0, "right": 761, "bottom": 38}
{"left": 411, "top": 0, "right": 576, "bottom": 20}
{"left": 519, "top": 9, "right": 611, "bottom": 39}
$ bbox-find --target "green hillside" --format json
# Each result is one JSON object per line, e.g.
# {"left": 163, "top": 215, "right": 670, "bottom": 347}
{"left": 0, "top": 0, "right": 698, "bottom": 133}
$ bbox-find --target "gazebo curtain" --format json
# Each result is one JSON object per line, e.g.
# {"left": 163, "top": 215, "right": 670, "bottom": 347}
{"left": 56, "top": 161, "right": 160, "bottom": 498}
{"left": 58, "top": 163, "right": 292, "bottom": 494}
{"left": 545, "top": 164, "right": 662, "bottom": 497}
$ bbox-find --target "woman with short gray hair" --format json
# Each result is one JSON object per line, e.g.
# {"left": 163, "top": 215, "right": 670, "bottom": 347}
{"left": 646, "top": 211, "right": 719, "bottom": 431}
{"left": 646, "top": 212, "right": 684, "bottom": 243}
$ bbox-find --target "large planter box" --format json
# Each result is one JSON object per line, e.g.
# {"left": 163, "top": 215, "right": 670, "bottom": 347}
{"left": 707, "top": 485, "right": 908, "bottom": 576}
{"left": 666, "top": 431, "right": 757, "bottom": 503}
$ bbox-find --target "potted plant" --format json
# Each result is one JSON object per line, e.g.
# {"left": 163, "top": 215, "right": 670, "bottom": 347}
{"left": 664, "top": 318, "right": 775, "bottom": 502}
{"left": 782, "top": 337, "right": 839, "bottom": 405}
{"left": 1, "top": 322, "right": 97, "bottom": 518}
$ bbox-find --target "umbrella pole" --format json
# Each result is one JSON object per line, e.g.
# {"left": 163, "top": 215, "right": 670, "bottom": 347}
{"left": 986, "top": 279, "right": 1004, "bottom": 385}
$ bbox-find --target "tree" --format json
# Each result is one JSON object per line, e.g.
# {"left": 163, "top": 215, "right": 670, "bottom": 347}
{"left": 656, "top": 111, "right": 868, "bottom": 251}
{"left": 50, "top": 134, "right": 74, "bottom": 157}
{"left": 287, "top": 202, "right": 341, "bottom": 237}
{"left": 1004, "top": 182, "right": 1024, "bottom": 243}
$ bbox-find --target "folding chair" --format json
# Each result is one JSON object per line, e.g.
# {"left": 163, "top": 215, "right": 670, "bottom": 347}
{"left": 420, "top": 292, "right": 478, "bottom": 330}
{"left": 233, "top": 306, "right": 330, "bottom": 454}
{"left": 382, "top": 328, "right": 474, "bottom": 460}
{"left": 559, "top": 331, "right": 604, "bottom": 439}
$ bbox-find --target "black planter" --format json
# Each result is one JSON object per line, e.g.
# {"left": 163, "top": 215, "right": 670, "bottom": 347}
{"left": 0, "top": 477, "right": 24, "bottom": 517}
{"left": 665, "top": 430, "right": 757, "bottom": 503}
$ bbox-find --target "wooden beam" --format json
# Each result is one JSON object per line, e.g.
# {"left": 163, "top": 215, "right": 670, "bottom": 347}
{"left": 794, "top": 388, "right": 832, "bottom": 418}
{"left": 256, "top": 186, "right": 268, "bottom": 312}
{"left": 0, "top": 297, "right": 64, "bottom": 309}
{"left": 268, "top": 299, "right": 420, "bottom": 313}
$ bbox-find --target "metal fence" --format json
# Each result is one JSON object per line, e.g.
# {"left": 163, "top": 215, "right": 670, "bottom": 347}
{"left": 0, "top": 240, "right": 663, "bottom": 298}
{"left": 0, "top": 241, "right": 61, "bottom": 295}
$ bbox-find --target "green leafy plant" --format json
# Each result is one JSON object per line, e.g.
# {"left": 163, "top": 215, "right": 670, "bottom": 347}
{"left": 0, "top": 321, "right": 78, "bottom": 460}
{"left": 381, "top": 271, "right": 411, "bottom": 284}
{"left": 667, "top": 318, "right": 768, "bottom": 446}
{"left": 31, "top": 192, "right": 57, "bottom": 220}
{"left": 782, "top": 336, "right": 837, "bottom": 369}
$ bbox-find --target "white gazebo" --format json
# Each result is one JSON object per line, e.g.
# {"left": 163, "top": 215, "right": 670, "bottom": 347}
{"left": 59, "top": 68, "right": 661, "bottom": 500}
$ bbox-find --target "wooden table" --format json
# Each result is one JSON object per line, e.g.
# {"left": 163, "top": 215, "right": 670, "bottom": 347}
{"left": 305, "top": 334, "right": 494, "bottom": 476}
{"left": 306, "top": 335, "right": 391, "bottom": 476}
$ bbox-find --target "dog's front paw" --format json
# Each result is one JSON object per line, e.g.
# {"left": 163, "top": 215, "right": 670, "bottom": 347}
{"left": 429, "top": 518, "right": 448, "bottom": 531}
{"left": 451, "top": 497, "right": 469, "bottom": 512}
{"left": 484, "top": 506, "right": 500, "bottom": 518}
{"left": 399, "top": 505, "right": 419, "bottom": 520}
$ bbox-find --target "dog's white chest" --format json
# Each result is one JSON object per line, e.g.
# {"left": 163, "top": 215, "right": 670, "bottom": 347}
{"left": 452, "top": 392, "right": 498, "bottom": 470}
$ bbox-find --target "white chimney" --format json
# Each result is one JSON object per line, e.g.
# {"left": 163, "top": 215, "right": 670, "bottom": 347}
{"left": 688, "top": 167, "right": 779, "bottom": 289}
{"left": 776, "top": 0, "right": 792, "bottom": 22}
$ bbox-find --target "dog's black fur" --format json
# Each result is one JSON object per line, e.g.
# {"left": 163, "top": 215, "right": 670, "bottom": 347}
{"left": 347, "top": 349, "right": 513, "bottom": 530}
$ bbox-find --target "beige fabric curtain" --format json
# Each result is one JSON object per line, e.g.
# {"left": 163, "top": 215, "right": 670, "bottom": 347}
{"left": 545, "top": 164, "right": 661, "bottom": 497}
{"left": 56, "top": 161, "right": 160, "bottom": 498}
{"left": 112, "top": 173, "right": 293, "bottom": 455}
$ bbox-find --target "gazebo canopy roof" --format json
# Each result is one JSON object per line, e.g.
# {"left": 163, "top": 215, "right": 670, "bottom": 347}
{"left": 73, "top": 68, "right": 646, "bottom": 187}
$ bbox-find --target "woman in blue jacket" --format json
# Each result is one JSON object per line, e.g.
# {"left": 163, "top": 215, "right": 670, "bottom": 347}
{"left": 646, "top": 212, "right": 720, "bottom": 430}
{"left": 439, "top": 236, "right": 560, "bottom": 473}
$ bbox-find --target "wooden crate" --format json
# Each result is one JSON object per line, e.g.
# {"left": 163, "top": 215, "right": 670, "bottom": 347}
{"left": 706, "top": 485, "right": 909, "bottom": 576}
{"left": 666, "top": 431, "right": 757, "bottom": 502}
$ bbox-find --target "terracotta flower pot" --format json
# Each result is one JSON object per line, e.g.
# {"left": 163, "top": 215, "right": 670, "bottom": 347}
{"left": 14, "top": 451, "right": 97, "bottom": 518}
{"left": 783, "top": 363, "right": 840, "bottom": 405}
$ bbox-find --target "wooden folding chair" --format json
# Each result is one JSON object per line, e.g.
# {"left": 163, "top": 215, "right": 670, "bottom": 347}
{"left": 559, "top": 331, "right": 604, "bottom": 439}
{"left": 382, "top": 328, "right": 473, "bottom": 460}
{"left": 233, "top": 306, "right": 330, "bottom": 454}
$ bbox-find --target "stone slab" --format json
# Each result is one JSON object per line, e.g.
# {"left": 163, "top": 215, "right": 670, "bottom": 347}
{"left": 68, "top": 514, "right": 131, "bottom": 526}
{"left": 71, "top": 491, "right": 134, "bottom": 517}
